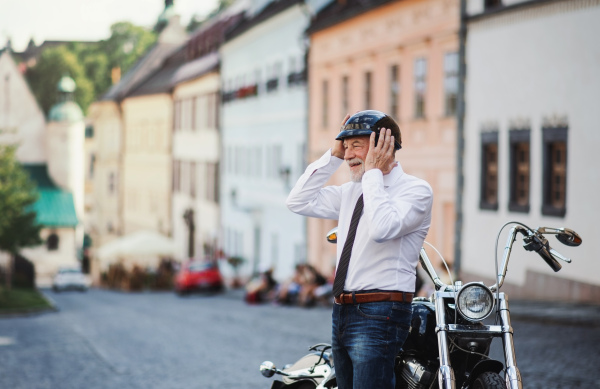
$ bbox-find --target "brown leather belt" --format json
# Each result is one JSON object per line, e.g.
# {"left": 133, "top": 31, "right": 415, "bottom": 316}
{"left": 334, "top": 291, "right": 414, "bottom": 305}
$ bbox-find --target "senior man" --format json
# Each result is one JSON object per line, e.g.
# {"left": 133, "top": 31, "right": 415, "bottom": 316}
{"left": 286, "top": 110, "right": 433, "bottom": 389}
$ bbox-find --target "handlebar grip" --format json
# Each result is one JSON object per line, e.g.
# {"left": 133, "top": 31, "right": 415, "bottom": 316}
{"left": 537, "top": 246, "right": 562, "bottom": 272}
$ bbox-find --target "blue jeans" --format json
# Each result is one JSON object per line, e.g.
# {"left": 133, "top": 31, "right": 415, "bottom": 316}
{"left": 332, "top": 301, "right": 412, "bottom": 389}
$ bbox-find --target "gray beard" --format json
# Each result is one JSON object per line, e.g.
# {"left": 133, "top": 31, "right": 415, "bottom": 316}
{"left": 349, "top": 161, "right": 365, "bottom": 182}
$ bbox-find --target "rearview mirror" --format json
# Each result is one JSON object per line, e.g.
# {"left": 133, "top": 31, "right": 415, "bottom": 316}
{"left": 556, "top": 228, "right": 582, "bottom": 247}
{"left": 259, "top": 361, "right": 276, "bottom": 377}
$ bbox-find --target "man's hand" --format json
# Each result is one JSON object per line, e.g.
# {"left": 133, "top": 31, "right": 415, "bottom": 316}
{"left": 364, "top": 128, "right": 396, "bottom": 175}
{"left": 331, "top": 114, "right": 350, "bottom": 159}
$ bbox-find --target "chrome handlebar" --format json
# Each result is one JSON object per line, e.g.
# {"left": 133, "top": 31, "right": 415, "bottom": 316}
{"left": 418, "top": 224, "right": 582, "bottom": 293}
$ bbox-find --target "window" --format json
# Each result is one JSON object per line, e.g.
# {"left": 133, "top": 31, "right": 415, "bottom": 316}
{"left": 444, "top": 52, "right": 459, "bottom": 116}
{"left": 390, "top": 65, "right": 399, "bottom": 120}
{"left": 173, "top": 100, "right": 181, "bottom": 131}
{"left": 484, "top": 0, "right": 502, "bottom": 10}
{"left": 47, "top": 233, "right": 59, "bottom": 251}
{"left": 191, "top": 97, "right": 197, "bottom": 131}
{"left": 266, "top": 62, "right": 281, "bottom": 92}
{"left": 542, "top": 127, "right": 568, "bottom": 217}
{"left": 190, "top": 162, "right": 196, "bottom": 198}
{"left": 414, "top": 58, "right": 427, "bottom": 119}
{"left": 365, "top": 71, "right": 372, "bottom": 108}
{"left": 272, "top": 144, "right": 282, "bottom": 179}
{"left": 509, "top": 129, "right": 530, "bottom": 213}
{"left": 206, "top": 162, "right": 219, "bottom": 203}
{"left": 89, "top": 154, "right": 96, "bottom": 179}
{"left": 342, "top": 76, "right": 349, "bottom": 115}
{"left": 322, "top": 80, "right": 329, "bottom": 128}
{"left": 108, "top": 172, "right": 116, "bottom": 194}
{"left": 480, "top": 132, "right": 498, "bottom": 210}
{"left": 85, "top": 125, "right": 94, "bottom": 138}
{"left": 172, "top": 160, "right": 181, "bottom": 192}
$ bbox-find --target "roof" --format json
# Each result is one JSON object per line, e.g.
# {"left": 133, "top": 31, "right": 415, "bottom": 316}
{"left": 48, "top": 101, "right": 84, "bottom": 122}
{"left": 128, "top": 50, "right": 220, "bottom": 97}
{"left": 306, "top": 0, "right": 396, "bottom": 35}
{"left": 171, "top": 52, "right": 219, "bottom": 85}
{"left": 102, "top": 42, "right": 184, "bottom": 102}
{"left": 127, "top": 63, "right": 182, "bottom": 97}
{"left": 22, "top": 164, "right": 78, "bottom": 227}
{"left": 225, "top": 0, "right": 303, "bottom": 42}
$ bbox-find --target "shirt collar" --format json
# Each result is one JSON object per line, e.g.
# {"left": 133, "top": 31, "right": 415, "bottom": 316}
{"left": 383, "top": 162, "right": 404, "bottom": 188}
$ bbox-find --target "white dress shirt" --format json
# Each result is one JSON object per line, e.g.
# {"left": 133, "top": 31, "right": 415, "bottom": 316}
{"left": 286, "top": 150, "right": 433, "bottom": 293}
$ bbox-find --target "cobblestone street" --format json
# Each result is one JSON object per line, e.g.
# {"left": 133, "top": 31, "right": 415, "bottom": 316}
{"left": 0, "top": 289, "right": 598, "bottom": 388}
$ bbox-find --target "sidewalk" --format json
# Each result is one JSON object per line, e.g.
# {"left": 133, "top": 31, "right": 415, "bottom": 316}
{"left": 507, "top": 300, "right": 600, "bottom": 327}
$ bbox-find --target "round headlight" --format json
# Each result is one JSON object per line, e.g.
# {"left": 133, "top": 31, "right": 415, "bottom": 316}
{"left": 456, "top": 283, "right": 494, "bottom": 322}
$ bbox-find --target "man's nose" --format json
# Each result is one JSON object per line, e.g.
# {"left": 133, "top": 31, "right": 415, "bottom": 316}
{"left": 344, "top": 147, "right": 354, "bottom": 160}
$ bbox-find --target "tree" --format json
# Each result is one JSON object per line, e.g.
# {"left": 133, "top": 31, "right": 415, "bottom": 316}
{"left": 0, "top": 146, "right": 42, "bottom": 290}
{"left": 101, "top": 22, "right": 157, "bottom": 80}
{"left": 24, "top": 22, "right": 156, "bottom": 114}
{"left": 25, "top": 46, "right": 95, "bottom": 115}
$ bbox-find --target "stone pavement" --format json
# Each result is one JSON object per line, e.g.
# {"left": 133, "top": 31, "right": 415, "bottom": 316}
{"left": 4, "top": 288, "right": 599, "bottom": 328}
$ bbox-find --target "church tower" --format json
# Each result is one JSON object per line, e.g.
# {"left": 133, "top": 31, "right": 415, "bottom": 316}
{"left": 46, "top": 75, "right": 85, "bottom": 228}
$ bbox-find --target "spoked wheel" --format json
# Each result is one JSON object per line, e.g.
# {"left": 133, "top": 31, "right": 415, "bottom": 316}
{"left": 472, "top": 371, "right": 505, "bottom": 389}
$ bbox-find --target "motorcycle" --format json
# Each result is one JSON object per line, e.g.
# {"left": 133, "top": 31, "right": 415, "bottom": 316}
{"left": 259, "top": 222, "right": 582, "bottom": 389}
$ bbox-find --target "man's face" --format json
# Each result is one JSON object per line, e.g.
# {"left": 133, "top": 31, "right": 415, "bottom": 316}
{"left": 343, "top": 136, "right": 370, "bottom": 182}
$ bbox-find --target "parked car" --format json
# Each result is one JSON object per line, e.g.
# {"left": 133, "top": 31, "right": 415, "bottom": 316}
{"left": 174, "top": 261, "right": 224, "bottom": 295}
{"left": 52, "top": 267, "right": 90, "bottom": 292}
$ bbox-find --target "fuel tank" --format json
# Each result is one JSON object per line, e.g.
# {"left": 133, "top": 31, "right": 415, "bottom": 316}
{"left": 402, "top": 300, "right": 438, "bottom": 360}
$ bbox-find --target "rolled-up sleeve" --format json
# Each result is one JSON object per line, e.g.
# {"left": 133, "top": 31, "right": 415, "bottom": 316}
{"left": 286, "top": 150, "right": 345, "bottom": 220}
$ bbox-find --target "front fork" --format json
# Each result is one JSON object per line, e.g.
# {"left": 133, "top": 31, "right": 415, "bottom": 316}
{"left": 434, "top": 292, "right": 523, "bottom": 389}
{"left": 498, "top": 294, "right": 523, "bottom": 389}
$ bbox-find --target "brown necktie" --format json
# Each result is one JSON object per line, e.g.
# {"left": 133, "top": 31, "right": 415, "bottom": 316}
{"left": 332, "top": 194, "right": 364, "bottom": 298}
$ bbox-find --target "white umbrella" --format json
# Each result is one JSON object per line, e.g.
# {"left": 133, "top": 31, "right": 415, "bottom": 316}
{"left": 96, "top": 231, "right": 177, "bottom": 269}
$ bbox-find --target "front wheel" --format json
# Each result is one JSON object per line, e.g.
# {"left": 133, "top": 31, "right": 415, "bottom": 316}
{"left": 472, "top": 372, "right": 505, "bottom": 389}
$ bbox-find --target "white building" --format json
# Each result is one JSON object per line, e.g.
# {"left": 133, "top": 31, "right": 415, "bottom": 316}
{"left": 460, "top": 0, "right": 600, "bottom": 303}
{"left": 0, "top": 50, "right": 84, "bottom": 286}
{"left": 220, "top": 0, "right": 311, "bottom": 281}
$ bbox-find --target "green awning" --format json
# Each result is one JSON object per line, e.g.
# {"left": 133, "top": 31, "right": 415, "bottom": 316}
{"left": 22, "top": 164, "right": 78, "bottom": 227}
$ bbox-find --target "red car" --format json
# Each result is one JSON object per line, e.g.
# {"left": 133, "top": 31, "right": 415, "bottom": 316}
{"left": 174, "top": 261, "right": 225, "bottom": 295}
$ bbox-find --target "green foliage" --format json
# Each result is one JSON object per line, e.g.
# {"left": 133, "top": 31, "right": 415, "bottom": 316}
{"left": 25, "top": 46, "right": 95, "bottom": 115}
{"left": 24, "top": 22, "right": 156, "bottom": 115}
{"left": 0, "top": 146, "right": 42, "bottom": 254}
{"left": 102, "top": 22, "right": 156, "bottom": 78}
{"left": 0, "top": 287, "right": 52, "bottom": 312}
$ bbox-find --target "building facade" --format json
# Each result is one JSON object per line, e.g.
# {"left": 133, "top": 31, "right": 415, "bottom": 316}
{"left": 220, "top": 0, "right": 310, "bottom": 281}
{"left": 460, "top": 0, "right": 600, "bottom": 302}
{"left": 87, "top": 14, "right": 187, "bottom": 278}
{"left": 307, "top": 0, "right": 460, "bottom": 276}
{"left": 170, "top": 7, "right": 245, "bottom": 263}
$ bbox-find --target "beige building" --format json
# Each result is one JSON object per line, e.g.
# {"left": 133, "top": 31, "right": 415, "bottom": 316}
{"left": 171, "top": 52, "right": 221, "bottom": 261}
{"left": 86, "top": 16, "right": 186, "bottom": 279}
{"left": 307, "top": 0, "right": 459, "bottom": 275}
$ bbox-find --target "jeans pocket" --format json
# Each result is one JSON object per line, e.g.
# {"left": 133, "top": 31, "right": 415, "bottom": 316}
{"left": 357, "top": 302, "right": 394, "bottom": 321}
{"left": 390, "top": 302, "right": 413, "bottom": 330}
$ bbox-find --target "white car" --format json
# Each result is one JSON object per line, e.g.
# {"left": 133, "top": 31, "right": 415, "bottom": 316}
{"left": 52, "top": 267, "right": 90, "bottom": 292}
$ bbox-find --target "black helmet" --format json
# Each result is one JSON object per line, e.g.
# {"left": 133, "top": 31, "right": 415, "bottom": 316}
{"left": 336, "top": 110, "right": 402, "bottom": 150}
